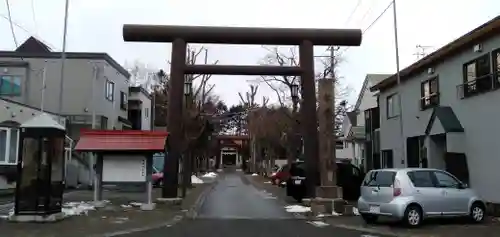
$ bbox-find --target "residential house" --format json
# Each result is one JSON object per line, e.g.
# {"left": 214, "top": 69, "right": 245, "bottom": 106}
{"left": 341, "top": 74, "right": 390, "bottom": 170}
{"left": 370, "top": 16, "right": 500, "bottom": 205}
{"left": 0, "top": 36, "right": 132, "bottom": 188}
{"left": 128, "top": 86, "right": 153, "bottom": 130}
{"left": 0, "top": 37, "right": 132, "bottom": 137}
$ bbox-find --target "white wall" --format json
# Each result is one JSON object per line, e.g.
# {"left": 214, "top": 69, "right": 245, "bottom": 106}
{"left": 129, "top": 90, "right": 152, "bottom": 130}
{"left": 102, "top": 155, "right": 147, "bottom": 182}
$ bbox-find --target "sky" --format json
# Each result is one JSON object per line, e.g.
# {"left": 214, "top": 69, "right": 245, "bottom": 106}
{"left": 1, "top": 0, "right": 499, "bottom": 106}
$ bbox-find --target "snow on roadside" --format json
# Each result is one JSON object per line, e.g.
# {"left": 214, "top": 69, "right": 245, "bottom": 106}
{"left": 353, "top": 207, "right": 360, "bottom": 216}
{"left": 284, "top": 204, "right": 311, "bottom": 213}
{"left": 201, "top": 172, "right": 217, "bottom": 178}
{"left": 251, "top": 173, "right": 258, "bottom": 176}
{"left": 192, "top": 175, "right": 204, "bottom": 184}
{"left": 62, "top": 202, "right": 96, "bottom": 216}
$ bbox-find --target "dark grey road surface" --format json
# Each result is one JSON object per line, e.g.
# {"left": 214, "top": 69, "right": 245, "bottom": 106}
{"left": 197, "top": 173, "right": 292, "bottom": 219}
{"left": 120, "top": 172, "right": 392, "bottom": 237}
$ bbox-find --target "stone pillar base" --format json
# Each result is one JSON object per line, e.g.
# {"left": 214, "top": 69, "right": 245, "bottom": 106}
{"left": 316, "top": 186, "right": 343, "bottom": 199}
{"left": 156, "top": 197, "right": 182, "bottom": 205}
{"left": 8, "top": 212, "right": 67, "bottom": 222}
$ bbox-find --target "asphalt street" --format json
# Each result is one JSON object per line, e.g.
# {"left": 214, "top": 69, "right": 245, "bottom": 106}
{"left": 121, "top": 172, "right": 392, "bottom": 237}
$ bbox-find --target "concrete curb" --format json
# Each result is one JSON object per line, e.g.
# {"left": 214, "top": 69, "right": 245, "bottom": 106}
{"left": 94, "top": 175, "right": 221, "bottom": 236}
{"left": 187, "top": 177, "right": 220, "bottom": 219}
{"left": 327, "top": 223, "right": 409, "bottom": 237}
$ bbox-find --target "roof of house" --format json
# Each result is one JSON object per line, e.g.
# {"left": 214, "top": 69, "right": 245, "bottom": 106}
{"left": 129, "top": 86, "right": 153, "bottom": 100}
{"left": 425, "top": 106, "right": 464, "bottom": 134}
{"left": 346, "top": 111, "right": 357, "bottom": 126}
{"left": 371, "top": 15, "right": 500, "bottom": 92}
{"left": 353, "top": 74, "right": 391, "bottom": 111}
{"left": 0, "top": 36, "right": 130, "bottom": 78}
{"left": 75, "top": 130, "right": 168, "bottom": 152}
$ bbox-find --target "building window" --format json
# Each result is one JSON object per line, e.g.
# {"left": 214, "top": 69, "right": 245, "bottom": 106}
{"left": 386, "top": 94, "right": 398, "bottom": 118}
{"left": 0, "top": 127, "right": 19, "bottom": 165}
{"left": 461, "top": 54, "right": 495, "bottom": 98}
{"left": 105, "top": 80, "right": 115, "bottom": 101}
{"left": 344, "top": 141, "right": 348, "bottom": 148}
{"left": 493, "top": 48, "right": 500, "bottom": 79}
{"left": 120, "top": 91, "right": 128, "bottom": 110}
{"left": 0, "top": 75, "right": 22, "bottom": 96}
{"left": 381, "top": 150, "right": 393, "bottom": 168}
{"left": 145, "top": 108, "right": 149, "bottom": 118}
{"left": 420, "top": 76, "right": 439, "bottom": 110}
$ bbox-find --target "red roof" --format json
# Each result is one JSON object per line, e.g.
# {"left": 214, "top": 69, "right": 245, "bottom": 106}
{"left": 75, "top": 130, "right": 169, "bottom": 152}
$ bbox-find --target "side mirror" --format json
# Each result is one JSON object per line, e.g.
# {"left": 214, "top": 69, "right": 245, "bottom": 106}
{"left": 458, "top": 183, "right": 468, "bottom": 189}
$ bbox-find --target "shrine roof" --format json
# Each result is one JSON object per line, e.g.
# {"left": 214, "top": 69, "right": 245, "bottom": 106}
{"left": 75, "top": 130, "right": 168, "bottom": 152}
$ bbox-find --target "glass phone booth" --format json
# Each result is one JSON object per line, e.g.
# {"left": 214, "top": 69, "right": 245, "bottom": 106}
{"left": 14, "top": 114, "right": 66, "bottom": 216}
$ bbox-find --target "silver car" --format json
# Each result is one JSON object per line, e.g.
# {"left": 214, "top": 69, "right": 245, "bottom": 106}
{"left": 357, "top": 168, "right": 486, "bottom": 227}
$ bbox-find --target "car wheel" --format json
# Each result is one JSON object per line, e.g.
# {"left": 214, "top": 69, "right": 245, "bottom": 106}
{"left": 470, "top": 202, "right": 485, "bottom": 223}
{"left": 403, "top": 205, "right": 423, "bottom": 227}
{"left": 361, "top": 214, "right": 378, "bottom": 224}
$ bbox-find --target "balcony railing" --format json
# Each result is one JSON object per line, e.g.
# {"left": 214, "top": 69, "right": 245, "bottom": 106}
{"left": 420, "top": 93, "right": 439, "bottom": 110}
{"left": 457, "top": 73, "right": 500, "bottom": 99}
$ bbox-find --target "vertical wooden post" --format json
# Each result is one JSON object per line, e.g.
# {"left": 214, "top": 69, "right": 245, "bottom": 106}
{"left": 299, "top": 40, "right": 320, "bottom": 198}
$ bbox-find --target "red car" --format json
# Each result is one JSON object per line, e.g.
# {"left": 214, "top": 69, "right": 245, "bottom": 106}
{"left": 152, "top": 171, "right": 163, "bottom": 187}
{"left": 270, "top": 165, "right": 290, "bottom": 186}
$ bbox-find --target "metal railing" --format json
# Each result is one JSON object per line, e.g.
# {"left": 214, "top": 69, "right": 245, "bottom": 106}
{"left": 457, "top": 73, "right": 500, "bottom": 99}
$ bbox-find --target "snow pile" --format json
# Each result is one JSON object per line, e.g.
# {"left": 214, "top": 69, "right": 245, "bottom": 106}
{"left": 192, "top": 175, "right": 204, "bottom": 184}
{"left": 202, "top": 172, "right": 217, "bottom": 178}
{"left": 307, "top": 220, "right": 329, "bottom": 227}
{"left": 284, "top": 204, "right": 311, "bottom": 213}
{"left": 251, "top": 173, "right": 259, "bottom": 176}
{"left": 62, "top": 202, "right": 96, "bottom": 216}
{"left": 263, "top": 181, "right": 271, "bottom": 184}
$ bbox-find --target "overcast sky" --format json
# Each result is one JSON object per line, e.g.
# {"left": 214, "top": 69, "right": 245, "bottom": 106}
{"left": 1, "top": 0, "right": 499, "bottom": 106}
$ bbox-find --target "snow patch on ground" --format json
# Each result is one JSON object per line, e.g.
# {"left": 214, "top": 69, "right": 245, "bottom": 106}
{"left": 192, "top": 175, "right": 204, "bottom": 184}
{"left": 307, "top": 220, "right": 330, "bottom": 227}
{"left": 263, "top": 181, "right": 271, "bottom": 184}
{"left": 251, "top": 173, "right": 258, "bottom": 176}
{"left": 201, "top": 172, "right": 218, "bottom": 178}
{"left": 285, "top": 205, "right": 311, "bottom": 213}
{"left": 62, "top": 202, "right": 96, "bottom": 216}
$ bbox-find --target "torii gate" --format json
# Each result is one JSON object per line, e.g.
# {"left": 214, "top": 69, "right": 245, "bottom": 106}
{"left": 122, "top": 24, "right": 362, "bottom": 198}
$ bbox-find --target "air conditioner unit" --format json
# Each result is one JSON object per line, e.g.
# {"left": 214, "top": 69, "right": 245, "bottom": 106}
{"left": 427, "top": 67, "right": 434, "bottom": 74}
{"left": 473, "top": 44, "right": 483, "bottom": 52}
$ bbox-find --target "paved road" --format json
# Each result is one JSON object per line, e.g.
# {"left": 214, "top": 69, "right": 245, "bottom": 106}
{"left": 121, "top": 172, "right": 391, "bottom": 237}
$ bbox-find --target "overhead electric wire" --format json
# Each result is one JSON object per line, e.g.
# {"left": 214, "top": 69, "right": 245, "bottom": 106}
{"left": 344, "top": 0, "right": 363, "bottom": 26}
{"left": 340, "top": 0, "right": 394, "bottom": 55}
{"left": 30, "top": 0, "right": 38, "bottom": 35}
{"left": 4, "top": 0, "right": 19, "bottom": 48}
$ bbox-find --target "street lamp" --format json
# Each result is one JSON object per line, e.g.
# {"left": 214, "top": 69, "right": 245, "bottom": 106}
{"left": 182, "top": 77, "right": 193, "bottom": 198}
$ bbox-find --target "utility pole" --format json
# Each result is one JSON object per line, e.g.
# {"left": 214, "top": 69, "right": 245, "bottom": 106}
{"left": 57, "top": 0, "right": 70, "bottom": 124}
{"left": 393, "top": 0, "right": 406, "bottom": 165}
{"left": 40, "top": 61, "right": 47, "bottom": 112}
{"left": 90, "top": 63, "right": 99, "bottom": 202}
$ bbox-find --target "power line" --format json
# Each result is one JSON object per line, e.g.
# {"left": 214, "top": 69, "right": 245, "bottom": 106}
{"left": 30, "top": 0, "right": 38, "bottom": 35}
{"left": 4, "top": 0, "right": 19, "bottom": 48}
{"left": 340, "top": 1, "right": 394, "bottom": 55}
{"left": 0, "top": 14, "right": 59, "bottom": 50}
{"left": 344, "top": 0, "right": 363, "bottom": 26}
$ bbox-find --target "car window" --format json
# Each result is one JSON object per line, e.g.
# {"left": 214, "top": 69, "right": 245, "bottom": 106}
{"left": 407, "top": 171, "right": 434, "bottom": 187}
{"left": 362, "top": 171, "right": 395, "bottom": 187}
{"left": 434, "top": 171, "right": 460, "bottom": 188}
{"left": 289, "top": 162, "right": 306, "bottom": 176}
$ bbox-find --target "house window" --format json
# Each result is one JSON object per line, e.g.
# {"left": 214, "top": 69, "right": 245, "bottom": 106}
{"left": 105, "top": 80, "right": 115, "bottom": 101}
{"left": 381, "top": 150, "right": 394, "bottom": 168}
{"left": 344, "top": 141, "right": 348, "bottom": 148}
{"left": 461, "top": 54, "right": 494, "bottom": 97}
{"left": 493, "top": 49, "right": 500, "bottom": 79}
{"left": 120, "top": 91, "right": 128, "bottom": 110}
{"left": 420, "top": 76, "right": 439, "bottom": 110}
{"left": 0, "top": 75, "right": 22, "bottom": 96}
{"left": 145, "top": 108, "right": 149, "bottom": 118}
{"left": 0, "top": 127, "right": 19, "bottom": 165}
{"left": 386, "top": 94, "right": 399, "bottom": 118}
